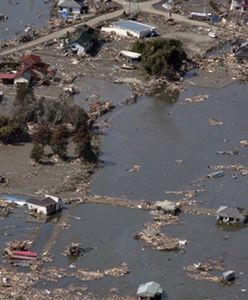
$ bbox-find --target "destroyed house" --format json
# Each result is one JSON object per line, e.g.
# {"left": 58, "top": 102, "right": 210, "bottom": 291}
{"left": 137, "top": 281, "right": 163, "bottom": 300}
{"left": 66, "top": 26, "right": 98, "bottom": 55}
{"left": 58, "top": 0, "right": 86, "bottom": 16}
{"left": 0, "top": 73, "right": 16, "bottom": 84}
{"left": 27, "top": 195, "right": 63, "bottom": 215}
{"left": 216, "top": 206, "right": 247, "bottom": 224}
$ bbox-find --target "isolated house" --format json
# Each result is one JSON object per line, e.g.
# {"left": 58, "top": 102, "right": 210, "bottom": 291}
{"left": 137, "top": 281, "right": 163, "bottom": 300}
{"left": 58, "top": 0, "right": 86, "bottom": 16}
{"left": 66, "top": 26, "right": 98, "bottom": 55}
{"left": 216, "top": 206, "right": 247, "bottom": 224}
{"left": 27, "top": 195, "right": 63, "bottom": 215}
{"left": 101, "top": 20, "right": 157, "bottom": 38}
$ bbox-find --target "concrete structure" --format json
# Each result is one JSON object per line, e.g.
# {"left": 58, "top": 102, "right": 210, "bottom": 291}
{"left": 216, "top": 206, "right": 247, "bottom": 224}
{"left": 101, "top": 20, "right": 156, "bottom": 38}
{"left": 27, "top": 195, "right": 63, "bottom": 215}
{"left": 58, "top": 0, "right": 86, "bottom": 17}
{"left": 137, "top": 281, "right": 163, "bottom": 300}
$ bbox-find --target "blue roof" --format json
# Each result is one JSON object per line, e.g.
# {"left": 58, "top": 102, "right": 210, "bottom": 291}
{"left": 113, "top": 20, "right": 155, "bottom": 33}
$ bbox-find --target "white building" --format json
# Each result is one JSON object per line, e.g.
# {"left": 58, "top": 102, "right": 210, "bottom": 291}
{"left": 27, "top": 195, "right": 63, "bottom": 215}
{"left": 101, "top": 20, "right": 156, "bottom": 38}
{"left": 58, "top": 0, "right": 85, "bottom": 16}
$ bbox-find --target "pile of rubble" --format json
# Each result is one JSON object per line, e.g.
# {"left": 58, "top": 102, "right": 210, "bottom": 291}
{"left": 64, "top": 243, "right": 92, "bottom": 256}
{"left": 200, "top": 52, "right": 248, "bottom": 82}
{"left": 134, "top": 221, "right": 186, "bottom": 251}
{"left": 185, "top": 260, "right": 224, "bottom": 284}
{"left": 210, "top": 164, "right": 248, "bottom": 176}
{"left": 80, "top": 195, "right": 155, "bottom": 210}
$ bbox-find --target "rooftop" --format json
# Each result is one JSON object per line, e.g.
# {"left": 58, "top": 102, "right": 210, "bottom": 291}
{"left": 137, "top": 281, "right": 163, "bottom": 297}
{"left": 27, "top": 197, "right": 57, "bottom": 207}
{"left": 112, "top": 20, "right": 156, "bottom": 33}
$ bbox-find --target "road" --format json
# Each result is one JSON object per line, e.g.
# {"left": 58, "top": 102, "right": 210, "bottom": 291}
{"left": 0, "top": 0, "right": 211, "bottom": 57}
{"left": 0, "top": 9, "right": 124, "bottom": 57}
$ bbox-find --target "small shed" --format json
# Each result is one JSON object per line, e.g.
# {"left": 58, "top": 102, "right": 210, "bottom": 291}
{"left": 102, "top": 20, "right": 156, "bottom": 38}
{"left": 137, "top": 281, "right": 163, "bottom": 300}
{"left": 27, "top": 195, "right": 63, "bottom": 215}
{"left": 216, "top": 206, "right": 247, "bottom": 224}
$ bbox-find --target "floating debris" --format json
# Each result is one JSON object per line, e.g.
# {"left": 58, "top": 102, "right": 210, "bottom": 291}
{"left": 240, "top": 140, "right": 248, "bottom": 147}
{"left": 216, "top": 150, "right": 239, "bottom": 156}
{"left": 127, "top": 165, "right": 141, "bottom": 172}
{"left": 185, "top": 260, "right": 224, "bottom": 284}
{"left": 185, "top": 94, "right": 208, "bottom": 103}
{"left": 208, "top": 118, "right": 223, "bottom": 126}
{"left": 206, "top": 170, "right": 225, "bottom": 179}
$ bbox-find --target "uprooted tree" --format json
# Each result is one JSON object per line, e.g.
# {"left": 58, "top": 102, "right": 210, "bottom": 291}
{"left": 132, "top": 38, "right": 187, "bottom": 77}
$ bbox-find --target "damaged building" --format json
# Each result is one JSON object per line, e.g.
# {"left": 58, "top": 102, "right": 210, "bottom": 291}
{"left": 216, "top": 206, "right": 247, "bottom": 224}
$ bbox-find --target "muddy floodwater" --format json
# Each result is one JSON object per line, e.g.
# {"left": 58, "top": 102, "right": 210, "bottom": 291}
{"left": 1, "top": 73, "right": 248, "bottom": 298}
{"left": 0, "top": 0, "right": 50, "bottom": 41}
{"left": 87, "top": 81, "right": 248, "bottom": 299}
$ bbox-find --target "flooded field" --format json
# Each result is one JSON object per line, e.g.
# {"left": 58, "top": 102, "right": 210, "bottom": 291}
{"left": 0, "top": 0, "right": 50, "bottom": 41}
{"left": 88, "top": 81, "right": 248, "bottom": 299}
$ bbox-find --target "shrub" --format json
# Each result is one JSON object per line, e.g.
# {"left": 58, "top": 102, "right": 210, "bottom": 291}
{"left": 132, "top": 38, "right": 187, "bottom": 76}
{"left": 30, "top": 143, "right": 44, "bottom": 163}
{"left": 33, "top": 124, "right": 52, "bottom": 146}
{"left": 0, "top": 117, "right": 29, "bottom": 144}
{"left": 51, "top": 125, "right": 69, "bottom": 160}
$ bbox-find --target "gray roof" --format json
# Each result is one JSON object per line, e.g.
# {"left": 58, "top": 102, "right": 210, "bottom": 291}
{"left": 113, "top": 20, "right": 155, "bottom": 34}
{"left": 137, "top": 281, "right": 163, "bottom": 297}
{"left": 27, "top": 197, "right": 56, "bottom": 207}
{"left": 216, "top": 206, "right": 245, "bottom": 219}
{"left": 59, "top": 0, "right": 84, "bottom": 8}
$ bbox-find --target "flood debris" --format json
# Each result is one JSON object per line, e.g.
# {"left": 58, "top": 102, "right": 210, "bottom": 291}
{"left": 134, "top": 221, "right": 185, "bottom": 251}
{"left": 89, "top": 100, "right": 114, "bottom": 119}
{"left": 208, "top": 118, "right": 223, "bottom": 126}
{"left": 185, "top": 260, "right": 224, "bottom": 284}
{"left": 78, "top": 195, "right": 155, "bottom": 210}
{"left": 206, "top": 170, "right": 225, "bottom": 179}
{"left": 64, "top": 242, "right": 93, "bottom": 256}
{"left": 210, "top": 164, "right": 248, "bottom": 176}
{"left": 240, "top": 140, "right": 248, "bottom": 147}
{"left": 216, "top": 149, "right": 239, "bottom": 156}
{"left": 185, "top": 94, "right": 208, "bottom": 103}
{"left": 0, "top": 206, "right": 10, "bottom": 218}
{"left": 127, "top": 165, "right": 141, "bottom": 172}
{"left": 155, "top": 200, "right": 179, "bottom": 215}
